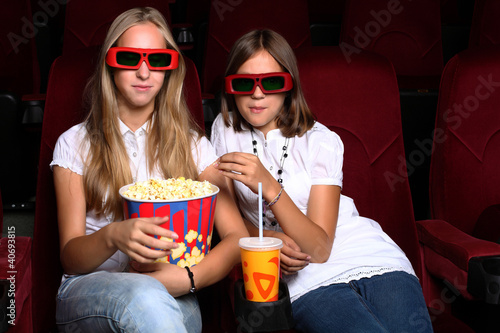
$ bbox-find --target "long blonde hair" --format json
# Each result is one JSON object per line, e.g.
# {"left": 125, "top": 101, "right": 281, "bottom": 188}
{"left": 83, "top": 7, "right": 202, "bottom": 219}
{"left": 220, "top": 29, "right": 315, "bottom": 137}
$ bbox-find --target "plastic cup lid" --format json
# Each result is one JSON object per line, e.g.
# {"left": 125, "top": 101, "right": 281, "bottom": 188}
{"left": 239, "top": 237, "right": 283, "bottom": 250}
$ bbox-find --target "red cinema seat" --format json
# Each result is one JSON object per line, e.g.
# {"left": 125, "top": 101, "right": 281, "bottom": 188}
{"left": 420, "top": 46, "right": 500, "bottom": 332}
{"left": 339, "top": 0, "right": 444, "bottom": 89}
{"left": 0, "top": 0, "right": 40, "bottom": 96}
{"left": 295, "top": 46, "right": 473, "bottom": 332}
{"left": 62, "top": 0, "right": 172, "bottom": 55}
{"left": 31, "top": 46, "right": 204, "bottom": 332}
{"left": 0, "top": 191, "right": 33, "bottom": 333}
{"left": 0, "top": 0, "right": 43, "bottom": 206}
{"left": 469, "top": 0, "right": 500, "bottom": 48}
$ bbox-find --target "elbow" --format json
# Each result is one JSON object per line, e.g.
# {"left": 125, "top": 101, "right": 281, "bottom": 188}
{"left": 60, "top": 252, "right": 78, "bottom": 275}
{"left": 312, "top": 254, "right": 329, "bottom": 264}
{"left": 310, "top": 240, "right": 333, "bottom": 263}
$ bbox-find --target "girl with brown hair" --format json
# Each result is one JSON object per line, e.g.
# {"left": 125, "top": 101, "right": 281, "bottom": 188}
{"left": 212, "top": 29, "right": 433, "bottom": 333}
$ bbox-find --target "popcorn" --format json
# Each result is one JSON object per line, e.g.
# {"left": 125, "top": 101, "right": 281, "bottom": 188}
{"left": 122, "top": 177, "right": 213, "bottom": 200}
{"left": 170, "top": 241, "right": 187, "bottom": 260}
{"left": 185, "top": 230, "right": 198, "bottom": 243}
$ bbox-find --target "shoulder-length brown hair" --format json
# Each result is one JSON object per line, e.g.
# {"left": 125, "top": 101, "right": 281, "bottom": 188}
{"left": 220, "top": 29, "right": 315, "bottom": 137}
{"left": 83, "top": 7, "right": 202, "bottom": 219}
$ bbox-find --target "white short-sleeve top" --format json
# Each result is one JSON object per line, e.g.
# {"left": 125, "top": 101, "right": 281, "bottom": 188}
{"left": 211, "top": 113, "right": 415, "bottom": 302}
{"left": 51, "top": 119, "right": 218, "bottom": 278}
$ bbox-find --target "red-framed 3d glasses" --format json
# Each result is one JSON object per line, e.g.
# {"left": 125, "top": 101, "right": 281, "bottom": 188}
{"left": 225, "top": 72, "right": 293, "bottom": 94}
{"left": 106, "top": 47, "right": 179, "bottom": 70}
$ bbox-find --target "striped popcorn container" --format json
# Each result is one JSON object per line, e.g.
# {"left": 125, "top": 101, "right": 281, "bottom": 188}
{"left": 119, "top": 183, "right": 219, "bottom": 267}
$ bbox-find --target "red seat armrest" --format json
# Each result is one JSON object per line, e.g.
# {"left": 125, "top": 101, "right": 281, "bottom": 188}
{"left": 417, "top": 219, "right": 500, "bottom": 271}
{"left": 417, "top": 219, "right": 500, "bottom": 300}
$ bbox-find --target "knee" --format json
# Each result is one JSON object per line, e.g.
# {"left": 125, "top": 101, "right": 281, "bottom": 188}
{"left": 117, "top": 276, "right": 187, "bottom": 331}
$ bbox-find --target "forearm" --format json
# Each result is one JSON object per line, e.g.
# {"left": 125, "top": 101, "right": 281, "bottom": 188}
{"left": 189, "top": 230, "right": 244, "bottom": 290}
{"left": 60, "top": 223, "right": 118, "bottom": 274}
{"left": 263, "top": 184, "right": 336, "bottom": 263}
{"left": 244, "top": 217, "right": 278, "bottom": 238}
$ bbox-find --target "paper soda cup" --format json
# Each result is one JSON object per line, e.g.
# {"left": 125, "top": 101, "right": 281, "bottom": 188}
{"left": 119, "top": 183, "right": 219, "bottom": 267}
{"left": 239, "top": 237, "right": 283, "bottom": 302}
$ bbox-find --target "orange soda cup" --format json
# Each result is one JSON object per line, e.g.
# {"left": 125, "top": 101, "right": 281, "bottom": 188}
{"left": 239, "top": 237, "right": 283, "bottom": 302}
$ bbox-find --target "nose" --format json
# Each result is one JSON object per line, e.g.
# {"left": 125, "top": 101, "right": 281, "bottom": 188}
{"left": 136, "top": 61, "right": 150, "bottom": 79}
{"left": 251, "top": 84, "right": 265, "bottom": 99}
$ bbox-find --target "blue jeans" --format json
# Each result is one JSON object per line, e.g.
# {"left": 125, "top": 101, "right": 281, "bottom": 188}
{"left": 56, "top": 271, "right": 201, "bottom": 333}
{"left": 292, "top": 271, "right": 433, "bottom": 333}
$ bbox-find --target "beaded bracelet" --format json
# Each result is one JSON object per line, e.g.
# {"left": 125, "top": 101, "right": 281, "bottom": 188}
{"left": 266, "top": 184, "right": 284, "bottom": 207}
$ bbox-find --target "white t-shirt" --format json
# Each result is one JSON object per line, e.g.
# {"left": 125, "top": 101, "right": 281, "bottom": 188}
{"left": 211, "top": 113, "right": 415, "bottom": 302}
{"left": 51, "top": 119, "right": 218, "bottom": 278}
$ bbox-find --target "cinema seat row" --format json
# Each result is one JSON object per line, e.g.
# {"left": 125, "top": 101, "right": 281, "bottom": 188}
{"left": 1, "top": 0, "right": 500, "bottom": 332}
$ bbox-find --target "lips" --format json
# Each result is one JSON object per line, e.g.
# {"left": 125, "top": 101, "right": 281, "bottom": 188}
{"left": 249, "top": 106, "right": 266, "bottom": 114}
{"left": 133, "top": 85, "right": 152, "bottom": 92}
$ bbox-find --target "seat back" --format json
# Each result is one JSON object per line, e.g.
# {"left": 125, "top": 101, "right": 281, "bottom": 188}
{"left": 430, "top": 46, "right": 500, "bottom": 236}
{"left": 31, "top": 47, "right": 204, "bottom": 332}
{"left": 0, "top": 0, "right": 42, "bottom": 206}
{"left": 295, "top": 46, "right": 476, "bottom": 333}
{"left": 62, "top": 0, "right": 172, "bottom": 55}
{"left": 469, "top": 0, "right": 500, "bottom": 47}
{"left": 339, "top": 0, "right": 443, "bottom": 88}
{"left": 296, "top": 46, "right": 421, "bottom": 279}
{"left": 202, "top": 0, "right": 311, "bottom": 95}
{"left": 0, "top": 0, "right": 40, "bottom": 95}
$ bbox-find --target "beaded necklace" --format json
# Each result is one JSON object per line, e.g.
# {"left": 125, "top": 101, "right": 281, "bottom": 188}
{"left": 251, "top": 130, "right": 289, "bottom": 227}
{"left": 250, "top": 130, "right": 289, "bottom": 184}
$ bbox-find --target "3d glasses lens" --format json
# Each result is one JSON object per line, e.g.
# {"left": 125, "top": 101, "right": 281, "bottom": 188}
{"left": 232, "top": 78, "right": 256, "bottom": 92}
{"left": 147, "top": 53, "right": 172, "bottom": 67}
{"left": 116, "top": 51, "right": 141, "bottom": 66}
{"left": 261, "top": 76, "right": 285, "bottom": 91}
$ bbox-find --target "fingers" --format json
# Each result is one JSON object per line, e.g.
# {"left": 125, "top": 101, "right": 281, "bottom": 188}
{"left": 214, "top": 153, "right": 271, "bottom": 193}
{"left": 215, "top": 153, "right": 258, "bottom": 173}
{"left": 280, "top": 244, "right": 310, "bottom": 275}
{"left": 125, "top": 242, "right": 171, "bottom": 263}
{"left": 130, "top": 218, "right": 179, "bottom": 248}
{"left": 281, "top": 243, "right": 310, "bottom": 261}
{"left": 280, "top": 255, "right": 310, "bottom": 275}
{"left": 218, "top": 152, "right": 255, "bottom": 164}
{"left": 119, "top": 216, "right": 180, "bottom": 263}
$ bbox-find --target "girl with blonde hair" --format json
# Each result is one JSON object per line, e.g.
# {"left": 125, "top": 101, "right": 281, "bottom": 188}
{"left": 52, "top": 7, "right": 247, "bottom": 332}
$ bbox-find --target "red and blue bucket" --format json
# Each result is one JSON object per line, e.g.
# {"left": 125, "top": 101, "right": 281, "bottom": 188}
{"left": 119, "top": 183, "right": 219, "bottom": 267}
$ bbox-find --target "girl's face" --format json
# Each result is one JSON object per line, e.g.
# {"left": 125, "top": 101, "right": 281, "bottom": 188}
{"left": 113, "top": 22, "right": 167, "bottom": 117}
{"left": 234, "top": 50, "right": 287, "bottom": 137}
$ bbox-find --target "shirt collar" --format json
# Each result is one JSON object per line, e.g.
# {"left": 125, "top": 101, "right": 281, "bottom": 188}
{"left": 118, "top": 117, "right": 151, "bottom": 136}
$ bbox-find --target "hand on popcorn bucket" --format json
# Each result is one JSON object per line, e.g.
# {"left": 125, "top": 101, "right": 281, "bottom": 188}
{"left": 120, "top": 178, "right": 220, "bottom": 268}
{"left": 111, "top": 214, "right": 181, "bottom": 263}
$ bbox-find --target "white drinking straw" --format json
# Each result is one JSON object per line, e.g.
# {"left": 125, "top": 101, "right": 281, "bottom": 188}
{"left": 258, "top": 182, "right": 263, "bottom": 241}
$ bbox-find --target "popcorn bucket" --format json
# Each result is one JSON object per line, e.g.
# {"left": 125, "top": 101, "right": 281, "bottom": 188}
{"left": 119, "top": 183, "right": 219, "bottom": 267}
